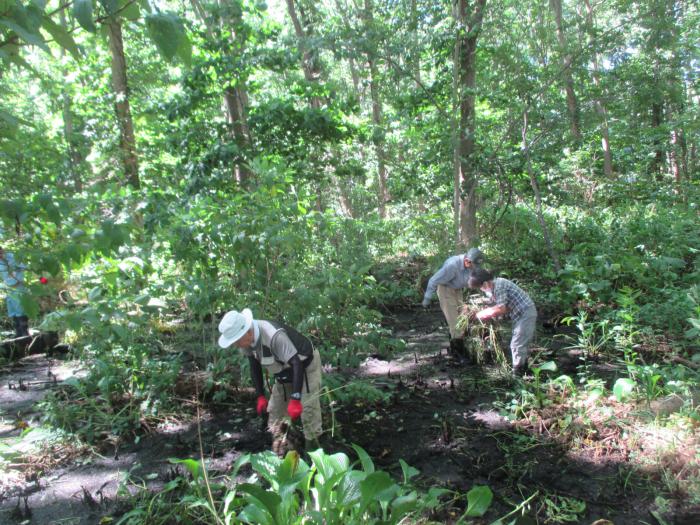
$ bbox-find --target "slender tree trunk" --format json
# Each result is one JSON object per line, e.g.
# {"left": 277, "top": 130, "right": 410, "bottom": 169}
{"left": 550, "top": 0, "right": 581, "bottom": 141}
{"left": 59, "top": 10, "right": 82, "bottom": 192}
{"left": 106, "top": 17, "right": 140, "bottom": 189}
{"left": 651, "top": 101, "right": 665, "bottom": 180}
{"left": 332, "top": 0, "right": 367, "bottom": 217}
{"left": 668, "top": 100, "right": 684, "bottom": 193}
{"left": 454, "top": 0, "right": 487, "bottom": 249}
{"left": 410, "top": 0, "right": 421, "bottom": 85}
{"left": 192, "top": 0, "right": 252, "bottom": 185}
{"left": 451, "top": 26, "right": 461, "bottom": 250}
{"left": 363, "top": 0, "right": 389, "bottom": 218}
{"left": 523, "top": 110, "right": 561, "bottom": 272}
{"left": 583, "top": 0, "right": 613, "bottom": 178}
{"left": 222, "top": 87, "right": 252, "bottom": 185}
{"left": 286, "top": 0, "right": 322, "bottom": 109}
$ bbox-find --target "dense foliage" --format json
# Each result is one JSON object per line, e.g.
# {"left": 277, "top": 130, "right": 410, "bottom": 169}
{"left": 0, "top": 0, "right": 698, "bottom": 522}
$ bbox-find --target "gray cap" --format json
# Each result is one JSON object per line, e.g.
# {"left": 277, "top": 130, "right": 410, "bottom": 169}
{"left": 465, "top": 248, "right": 484, "bottom": 265}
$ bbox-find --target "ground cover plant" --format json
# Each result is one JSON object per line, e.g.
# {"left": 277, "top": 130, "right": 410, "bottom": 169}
{"left": 1, "top": 0, "right": 699, "bottom": 523}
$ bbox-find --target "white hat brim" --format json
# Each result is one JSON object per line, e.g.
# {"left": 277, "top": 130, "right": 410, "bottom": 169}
{"left": 218, "top": 308, "right": 253, "bottom": 348}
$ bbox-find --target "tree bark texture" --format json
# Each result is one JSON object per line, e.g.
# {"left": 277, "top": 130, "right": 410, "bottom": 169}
{"left": 651, "top": 101, "right": 665, "bottom": 180}
{"left": 364, "top": 0, "right": 389, "bottom": 219}
{"left": 550, "top": 0, "right": 581, "bottom": 141}
{"left": 106, "top": 17, "right": 140, "bottom": 189}
{"left": 59, "top": 10, "right": 83, "bottom": 192}
{"left": 286, "top": 0, "right": 323, "bottom": 109}
{"left": 583, "top": 0, "right": 613, "bottom": 178}
{"left": 454, "top": 0, "right": 486, "bottom": 249}
{"left": 192, "top": 0, "right": 252, "bottom": 186}
{"left": 523, "top": 110, "right": 561, "bottom": 272}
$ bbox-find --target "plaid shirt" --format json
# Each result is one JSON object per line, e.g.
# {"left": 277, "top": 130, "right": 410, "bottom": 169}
{"left": 491, "top": 278, "right": 535, "bottom": 320}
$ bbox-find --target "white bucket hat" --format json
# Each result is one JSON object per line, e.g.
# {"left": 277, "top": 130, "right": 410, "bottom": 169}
{"left": 218, "top": 308, "right": 253, "bottom": 348}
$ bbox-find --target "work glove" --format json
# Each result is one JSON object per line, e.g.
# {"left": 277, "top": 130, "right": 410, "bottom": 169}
{"left": 256, "top": 395, "right": 268, "bottom": 415}
{"left": 287, "top": 399, "right": 303, "bottom": 420}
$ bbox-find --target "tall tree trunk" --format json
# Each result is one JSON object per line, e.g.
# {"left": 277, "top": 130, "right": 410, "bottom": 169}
{"left": 549, "top": 0, "right": 581, "bottom": 141}
{"left": 192, "top": 0, "right": 252, "bottom": 185}
{"left": 583, "top": 0, "right": 613, "bottom": 178}
{"left": 668, "top": 99, "right": 684, "bottom": 192}
{"left": 522, "top": 110, "right": 561, "bottom": 272}
{"left": 650, "top": 101, "right": 665, "bottom": 180}
{"left": 287, "top": 0, "right": 334, "bottom": 212}
{"left": 286, "top": 0, "right": 322, "bottom": 109}
{"left": 59, "top": 9, "right": 82, "bottom": 192}
{"left": 363, "top": 0, "right": 389, "bottom": 218}
{"left": 222, "top": 86, "right": 252, "bottom": 185}
{"left": 410, "top": 0, "right": 421, "bottom": 85}
{"left": 454, "top": 0, "right": 487, "bottom": 249}
{"left": 106, "top": 17, "right": 140, "bottom": 189}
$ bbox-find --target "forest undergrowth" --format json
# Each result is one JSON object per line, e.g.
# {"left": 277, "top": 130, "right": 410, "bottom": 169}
{"left": 2, "top": 226, "right": 699, "bottom": 524}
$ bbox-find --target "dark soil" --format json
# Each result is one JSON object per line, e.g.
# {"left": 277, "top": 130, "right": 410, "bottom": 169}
{"left": 1, "top": 307, "right": 698, "bottom": 524}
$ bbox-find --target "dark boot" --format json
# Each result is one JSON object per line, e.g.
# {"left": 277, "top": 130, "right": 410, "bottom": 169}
{"left": 16, "top": 316, "right": 30, "bottom": 338}
{"left": 512, "top": 360, "right": 529, "bottom": 378}
{"left": 12, "top": 316, "right": 28, "bottom": 338}
{"left": 449, "top": 338, "right": 468, "bottom": 360}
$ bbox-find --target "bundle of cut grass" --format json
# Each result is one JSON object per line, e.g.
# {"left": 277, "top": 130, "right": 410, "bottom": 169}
{"left": 457, "top": 305, "right": 509, "bottom": 368}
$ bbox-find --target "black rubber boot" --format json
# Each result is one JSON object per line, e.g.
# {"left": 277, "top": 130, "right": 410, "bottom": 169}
{"left": 449, "top": 338, "right": 462, "bottom": 357}
{"left": 512, "top": 360, "right": 529, "bottom": 378}
{"left": 17, "top": 316, "right": 30, "bottom": 338}
{"left": 12, "top": 316, "right": 28, "bottom": 338}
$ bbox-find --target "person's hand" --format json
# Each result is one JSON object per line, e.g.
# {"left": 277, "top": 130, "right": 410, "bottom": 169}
{"left": 287, "top": 399, "right": 303, "bottom": 420}
{"left": 39, "top": 277, "right": 48, "bottom": 285}
{"left": 256, "top": 395, "right": 268, "bottom": 415}
{"left": 421, "top": 298, "right": 430, "bottom": 308}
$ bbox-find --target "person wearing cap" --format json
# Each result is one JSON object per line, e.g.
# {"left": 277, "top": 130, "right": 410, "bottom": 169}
{"left": 0, "top": 245, "right": 30, "bottom": 338}
{"left": 421, "top": 248, "right": 484, "bottom": 354}
{"left": 218, "top": 308, "right": 323, "bottom": 449}
{"left": 467, "top": 268, "right": 537, "bottom": 377}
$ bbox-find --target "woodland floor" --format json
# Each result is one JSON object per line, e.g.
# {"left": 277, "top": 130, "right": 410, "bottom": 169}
{"left": 1, "top": 307, "right": 699, "bottom": 524}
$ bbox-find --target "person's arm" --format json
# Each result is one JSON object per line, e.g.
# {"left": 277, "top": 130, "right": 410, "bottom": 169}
{"left": 270, "top": 329, "right": 306, "bottom": 420}
{"left": 248, "top": 355, "right": 269, "bottom": 416}
{"left": 270, "top": 331, "right": 305, "bottom": 395}
{"left": 475, "top": 304, "right": 508, "bottom": 321}
{"left": 248, "top": 355, "right": 265, "bottom": 396}
{"left": 423, "top": 259, "right": 456, "bottom": 304}
{"left": 287, "top": 354, "right": 304, "bottom": 396}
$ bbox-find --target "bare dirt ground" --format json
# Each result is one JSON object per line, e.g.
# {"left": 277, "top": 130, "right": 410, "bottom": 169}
{"left": 1, "top": 308, "right": 698, "bottom": 524}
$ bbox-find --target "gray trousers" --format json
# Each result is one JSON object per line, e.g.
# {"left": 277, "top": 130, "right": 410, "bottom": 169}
{"left": 510, "top": 307, "right": 537, "bottom": 368}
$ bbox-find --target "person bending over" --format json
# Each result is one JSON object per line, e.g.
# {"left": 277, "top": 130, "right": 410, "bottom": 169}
{"left": 422, "top": 248, "right": 484, "bottom": 354}
{"left": 467, "top": 268, "right": 537, "bottom": 377}
{"left": 218, "top": 308, "right": 322, "bottom": 449}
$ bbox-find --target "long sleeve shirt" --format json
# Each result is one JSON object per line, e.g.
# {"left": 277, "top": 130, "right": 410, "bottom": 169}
{"left": 490, "top": 278, "right": 536, "bottom": 321}
{"left": 423, "top": 254, "right": 474, "bottom": 303}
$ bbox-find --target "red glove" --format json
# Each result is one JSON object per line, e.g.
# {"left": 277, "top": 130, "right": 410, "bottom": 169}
{"left": 39, "top": 277, "right": 48, "bottom": 284}
{"left": 256, "top": 395, "right": 268, "bottom": 415}
{"left": 287, "top": 399, "right": 303, "bottom": 420}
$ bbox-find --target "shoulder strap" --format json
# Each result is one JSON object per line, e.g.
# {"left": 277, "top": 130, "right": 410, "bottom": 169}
{"left": 268, "top": 321, "right": 314, "bottom": 357}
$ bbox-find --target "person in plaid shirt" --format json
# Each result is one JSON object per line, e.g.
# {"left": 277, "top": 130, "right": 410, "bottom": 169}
{"left": 467, "top": 268, "right": 537, "bottom": 377}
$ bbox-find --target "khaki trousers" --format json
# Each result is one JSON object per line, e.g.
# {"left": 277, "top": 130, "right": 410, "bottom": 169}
{"left": 437, "top": 285, "right": 463, "bottom": 339}
{"left": 268, "top": 349, "right": 323, "bottom": 441}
